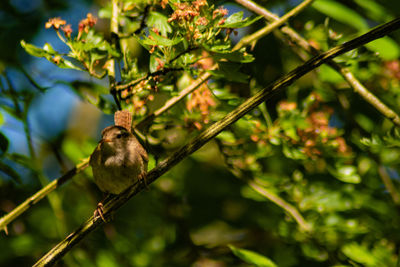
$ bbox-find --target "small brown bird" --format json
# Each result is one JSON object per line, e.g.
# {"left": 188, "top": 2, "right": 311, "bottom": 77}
{"left": 89, "top": 125, "right": 148, "bottom": 220}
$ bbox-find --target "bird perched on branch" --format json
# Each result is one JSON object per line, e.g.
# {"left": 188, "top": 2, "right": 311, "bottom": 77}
{"left": 90, "top": 110, "right": 148, "bottom": 221}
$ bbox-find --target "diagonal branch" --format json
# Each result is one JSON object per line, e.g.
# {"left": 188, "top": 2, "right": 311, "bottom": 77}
{"left": 236, "top": 0, "right": 400, "bottom": 126}
{"left": 33, "top": 17, "right": 400, "bottom": 267}
{"left": 0, "top": 160, "right": 89, "bottom": 232}
{"left": 249, "top": 180, "right": 311, "bottom": 232}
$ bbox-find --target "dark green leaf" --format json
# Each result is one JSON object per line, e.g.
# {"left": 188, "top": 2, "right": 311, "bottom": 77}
{"left": 220, "top": 12, "right": 262, "bottom": 28}
{"left": 209, "top": 62, "right": 249, "bottom": 83}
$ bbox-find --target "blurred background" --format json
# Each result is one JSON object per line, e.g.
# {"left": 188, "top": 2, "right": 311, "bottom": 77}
{"left": 1, "top": 0, "right": 400, "bottom": 266}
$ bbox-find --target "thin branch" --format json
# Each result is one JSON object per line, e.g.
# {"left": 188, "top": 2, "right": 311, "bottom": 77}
{"left": 135, "top": 70, "right": 213, "bottom": 129}
{"left": 33, "top": 18, "right": 400, "bottom": 266}
{"left": 234, "top": 0, "right": 315, "bottom": 50}
{"left": 0, "top": 160, "right": 89, "bottom": 232}
{"left": 249, "top": 180, "right": 311, "bottom": 232}
{"left": 378, "top": 166, "right": 400, "bottom": 206}
{"left": 236, "top": 0, "right": 400, "bottom": 126}
{"left": 133, "top": 4, "right": 150, "bottom": 35}
{"left": 109, "top": 0, "right": 121, "bottom": 110}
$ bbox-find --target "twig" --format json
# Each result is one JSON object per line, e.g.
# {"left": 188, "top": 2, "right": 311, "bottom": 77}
{"left": 236, "top": 0, "right": 400, "bottom": 126}
{"left": 378, "top": 166, "right": 400, "bottom": 206}
{"left": 134, "top": 4, "right": 150, "bottom": 35}
{"left": 249, "top": 180, "right": 311, "bottom": 232}
{"left": 135, "top": 70, "right": 213, "bottom": 129}
{"left": 33, "top": 18, "right": 400, "bottom": 266}
{"left": 109, "top": 0, "right": 121, "bottom": 110}
{"left": 234, "top": 0, "right": 315, "bottom": 50}
{"left": 0, "top": 160, "right": 89, "bottom": 232}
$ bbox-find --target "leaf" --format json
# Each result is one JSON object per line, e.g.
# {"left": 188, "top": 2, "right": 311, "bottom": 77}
{"left": 329, "top": 165, "right": 361, "bottom": 184}
{"left": 143, "top": 31, "right": 183, "bottom": 47}
{"left": 21, "top": 41, "right": 82, "bottom": 70}
{"left": 147, "top": 12, "right": 172, "bottom": 36}
{"left": 228, "top": 245, "right": 278, "bottom": 267}
{"left": 209, "top": 62, "right": 249, "bottom": 83}
{"left": 312, "top": 0, "right": 368, "bottom": 31}
{"left": 365, "top": 36, "right": 400, "bottom": 60}
{"left": 220, "top": 12, "right": 262, "bottom": 28}
{"left": 342, "top": 243, "right": 376, "bottom": 265}
{"left": 354, "top": 0, "right": 393, "bottom": 21}
{"left": 0, "top": 132, "right": 8, "bottom": 156}
{"left": 204, "top": 46, "right": 255, "bottom": 63}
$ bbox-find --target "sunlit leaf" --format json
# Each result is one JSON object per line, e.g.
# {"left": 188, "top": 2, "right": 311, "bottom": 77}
{"left": 147, "top": 12, "right": 172, "bottom": 36}
{"left": 220, "top": 12, "right": 262, "bottom": 28}
{"left": 342, "top": 243, "right": 376, "bottom": 265}
{"left": 228, "top": 245, "right": 278, "bottom": 267}
{"left": 312, "top": 0, "right": 368, "bottom": 31}
{"left": 365, "top": 36, "right": 400, "bottom": 60}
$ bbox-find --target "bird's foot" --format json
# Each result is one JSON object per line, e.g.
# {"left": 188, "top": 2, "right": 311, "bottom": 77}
{"left": 94, "top": 202, "right": 107, "bottom": 222}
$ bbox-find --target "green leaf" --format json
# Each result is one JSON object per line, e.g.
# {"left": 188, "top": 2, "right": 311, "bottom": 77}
{"left": 330, "top": 165, "right": 361, "bottom": 184}
{"left": 312, "top": 0, "right": 368, "bottom": 31}
{"left": 220, "top": 12, "right": 262, "bottom": 28}
{"left": 209, "top": 62, "right": 248, "bottom": 83}
{"left": 228, "top": 245, "right": 278, "bottom": 267}
{"left": 354, "top": 0, "right": 393, "bottom": 21}
{"left": 21, "top": 40, "right": 51, "bottom": 58}
{"left": 318, "top": 64, "right": 344, "bottom": 83}
{"left": 205, "top": 47, "right": 254, "bottom": 63}
{"left": 342, "top": 243, "right": 376, "bottom": 265}
{"left": 365, "top": 36, "right": 400, "bottom": 60}
{"left": 143, "top": 31, "right": 183, "bottom": 47}
{"left": 147, "top": 12, "right": 172, "bottom": 36}
{"left": 149, "top": 54, "right": 159, "bottom": 73}
{"left": 21, "top": 41, "right": 82, "bottom": 70}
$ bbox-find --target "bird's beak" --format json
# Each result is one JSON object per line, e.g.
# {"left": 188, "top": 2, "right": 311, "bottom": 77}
{"left": 100, "top": 138, "right": 112, "bottom": 143}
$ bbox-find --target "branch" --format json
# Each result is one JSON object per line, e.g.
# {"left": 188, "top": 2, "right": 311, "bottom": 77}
{"left": 33, "top": 18, "right": 400, "bottom": 266}
{"left": 0, "top": 160, "right": 89, "bottom": 232}
{"left": 109, "top": 0, "right": 121, "bottom": 110}
{"left": 236, "top": 0, "right": 400, "bottom": 126}
{"left": 234, "top": 0, "right": 315, "bottom": 50}
{"left": 249, "top": 180, "right": 311, "bottom": 232}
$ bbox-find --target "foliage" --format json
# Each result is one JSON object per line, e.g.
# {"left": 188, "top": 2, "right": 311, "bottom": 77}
{"left": 1, "top": 0, "right": 400, "bottom": 266}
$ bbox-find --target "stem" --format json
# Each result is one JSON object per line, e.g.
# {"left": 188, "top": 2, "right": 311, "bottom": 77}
{"left": 33, "top": 18, "right": 400, "bottom": 266}
{"left": 109, "top": 0, "right": 121, "bottom": 110}
{"left": 234, "top": 0, "right": 315, "bottom": 50}
{"left": 0, "top": 160, "right": 89, "bottom": 232}
{"left": 249, "top": 180, "right": 311, "bottom": 232}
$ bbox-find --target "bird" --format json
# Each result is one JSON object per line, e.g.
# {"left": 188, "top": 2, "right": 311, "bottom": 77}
{"left": 89, "top": 124, "right": 148, "bottom": 221}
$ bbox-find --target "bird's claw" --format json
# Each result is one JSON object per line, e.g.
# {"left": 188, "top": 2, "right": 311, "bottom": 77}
{"left": 94, "top": 202, "right": 107, "bottom": 222}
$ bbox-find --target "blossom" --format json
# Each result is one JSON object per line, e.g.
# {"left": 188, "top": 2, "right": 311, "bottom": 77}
{"left": 45, "top": 17, "right": 66, "bottom": 30}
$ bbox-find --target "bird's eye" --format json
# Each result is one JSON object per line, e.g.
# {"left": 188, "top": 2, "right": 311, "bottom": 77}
{"left": 116, "top": 134, "right": 122, "bottom": 139}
